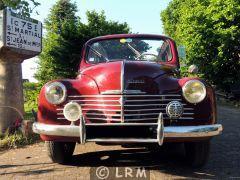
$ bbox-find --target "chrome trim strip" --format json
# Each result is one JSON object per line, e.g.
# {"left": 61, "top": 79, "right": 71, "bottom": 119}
{"left": 124, "top": 118, "right": 159, "bottom": 121}
{"left": 124, "top": 114, "right": 193, "bottom": 117}
{"left": 84, "top": 118, "right": 121, "bottom": 121}
{"left": 182, "top": 112, "right": 194, "bottom": 115}
{"left": 70, "top": 99, "right": 120, "bottom": 102}
{"left": 85, "top": 123, "right": 158, "bottom": 126}
{"left": 124, "top": 104, "right": 187, "bottom": 106}
{"left": 68, "top": 94, "right": 181, "bottom": 98}
{"left": 124, "top": 108, "right": 194, "bottom": 111}
{"left": 125, "top": 99, "right": 182, "bottom": 102}
{"left": 123, "top": 90, "right": 146, "bottom": 94}
{"left": 177, "top": 117, "right": 194, "bottom": 120}
{"left": 69, "top": 95, "right": 122, "bottom": 98}
{"left": 87, "top": 138, "right": 158, "bottom": 143}
{"left": 123, "top": 94, "right": 181, "bottom": 97}
{"left": 82, "top": 108, "right": 122, "bottom": 112}
{"left": 57, "top": 117, "right": 121, "bottom": 121}
{"left": 124, "top": 113, "right": 160, "bottom": 116}
{"left": 123, "top": 108, "right": 170, "bottom": 111}
{"left": 121, "top": 61, "right": 125, "bottom": 122}
{"left": 33, "top": 123, "right": 223, "bottom": 139}
{"left": 101, "top": 90, "right": 122, "bottom": 95}
{"left": 57, "top": 117, "right": 67, "bottom": 120}
{"left": 163, "top": 117, "right": 194, "bottom": 120}
{"left": 86, "top": 113, "right": 121, "bottom": 116}
{"left": 79, "top": 104, "right": 121, "bottom": 107}
{"left": 101, "top": 90, "right": 146, "bottom": 95}
{"left": 184, "top": 108, "right": 194, "bottom": 110}
{"left": 121, "top": 60, "right": 125, "bottom": 93}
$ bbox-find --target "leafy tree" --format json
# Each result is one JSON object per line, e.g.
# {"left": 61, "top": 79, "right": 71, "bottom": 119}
{"left": 23, "top": 81, "right": 41, "bottom": 111}
{"left": 35, "top": 0, "right": 80, "bottom": 82}
{"left": 161, "top": 0, "right": 240, "bottom": 91}
{"left": 0, "top": 0, "right": 40, "bottom": 16}
{"left": 35, "top": 1, "right": 130, "bottom": 83}
{"left": 79, "top": 11, "right": 130, "bottom": 40}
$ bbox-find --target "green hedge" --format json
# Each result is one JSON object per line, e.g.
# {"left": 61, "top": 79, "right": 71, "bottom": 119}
{"left": 23, "top": 82, "right": 41, "bottom": 120}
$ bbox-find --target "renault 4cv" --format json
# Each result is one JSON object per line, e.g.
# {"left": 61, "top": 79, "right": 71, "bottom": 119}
{"left": 33, "top": 34, "right": 223, "bottom": 167}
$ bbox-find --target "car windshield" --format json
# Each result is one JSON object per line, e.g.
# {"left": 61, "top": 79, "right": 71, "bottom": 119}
{"left": 86, "top": 38, "right": 172, "bottom": 63}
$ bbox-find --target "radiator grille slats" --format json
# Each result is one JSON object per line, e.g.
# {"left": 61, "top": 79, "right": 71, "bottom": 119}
{"left": 56, "top": 94, "right": 194, "bottom": 123}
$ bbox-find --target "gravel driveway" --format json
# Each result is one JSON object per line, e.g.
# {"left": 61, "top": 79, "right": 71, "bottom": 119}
{"left": 0, "top": 104, "right": 239, "bottom": 179}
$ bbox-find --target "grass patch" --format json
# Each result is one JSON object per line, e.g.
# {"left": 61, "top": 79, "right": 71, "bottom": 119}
{"left": 0, "top": 81, "right": 42, "bottom": 151}
{"left": 0, "top": 129, "right": 40, "bottom": 151}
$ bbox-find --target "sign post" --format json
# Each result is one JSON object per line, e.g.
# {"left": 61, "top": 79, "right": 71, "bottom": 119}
{"left": 0, "top": 9, "right": 42, "bottom": 133}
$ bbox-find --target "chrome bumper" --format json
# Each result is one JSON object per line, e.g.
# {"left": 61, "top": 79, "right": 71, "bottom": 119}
{"left": 33, "top": 115, "right": 223, "bottom": 145}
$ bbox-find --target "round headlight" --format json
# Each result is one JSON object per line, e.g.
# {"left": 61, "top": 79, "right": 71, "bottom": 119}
{"left": 182, "top": 80, "right": 206, "bottom": 104}
{"left": 45, "top": 82, "right": 67, "bottom": 105}
{"left": 63, "top": 102, "right": 82, "bottom": 122}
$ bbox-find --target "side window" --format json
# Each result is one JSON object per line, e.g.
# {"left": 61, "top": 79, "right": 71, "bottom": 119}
{"left": 157, "top": 40, "right": 172, "bottom": 62}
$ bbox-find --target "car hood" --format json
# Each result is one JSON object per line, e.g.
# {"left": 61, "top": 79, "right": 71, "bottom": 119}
{"left": 80, "top": 60, "right": 177, "bottom": 94}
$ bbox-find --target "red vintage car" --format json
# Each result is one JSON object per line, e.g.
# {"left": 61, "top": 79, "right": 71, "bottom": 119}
{"left": 33, "top": 34, "right": 223, "bottom": 167}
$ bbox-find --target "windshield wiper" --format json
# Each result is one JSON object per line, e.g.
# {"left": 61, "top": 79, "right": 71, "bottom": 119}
{"left": 87, "top": 45, "right": 108, "bottom": 61}
{"left": 127, "top": 43, "right": 141, "bottom": 57}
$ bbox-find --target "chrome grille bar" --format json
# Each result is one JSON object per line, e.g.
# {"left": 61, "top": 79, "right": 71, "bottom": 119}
{"left": 78, "top": 104, "right": 121, "bottom": 107}
{"left": 68, "top": 94, "right": 181, "bottom": 98}
{"left": 85, "top": 123, "right": 158, "bottom": 126}
{"left": 86, "top": 113, "right": 121, "bottom": 116}
{"left": 124, "top": 113, "right": 160, "bottom": 116}
{"left": 71, "top": 99, "right": 120, "bottom": 102}
{"left": 125, "top": 99, "right": 182, "bottom": 102}
{"left": 124, "top": 103, "right": 187, "bottom": 106}
{"left": 83, "top": 109, "right": 121, "bottom": 112}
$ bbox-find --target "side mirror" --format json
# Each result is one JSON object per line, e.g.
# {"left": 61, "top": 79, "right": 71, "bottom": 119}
{"left": 188, "top": 64, "right": 199, "bottom": 74}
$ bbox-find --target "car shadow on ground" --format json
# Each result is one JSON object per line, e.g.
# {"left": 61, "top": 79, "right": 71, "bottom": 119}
{"left": 0, "top": 163, "right": 55, "bottom": 176}
{"left": 67, "top": 105, "right": 240, "bottom": 179}
{"left": 70, "top": 143, "right": 217, "bottom": 179}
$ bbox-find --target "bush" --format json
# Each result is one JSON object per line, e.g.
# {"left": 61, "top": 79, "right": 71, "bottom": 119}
{"left": 23, "top": 82, "right": 41, "bottom": 120}
{"left": 161, "top": 0, "right": 240, "bottom": 92}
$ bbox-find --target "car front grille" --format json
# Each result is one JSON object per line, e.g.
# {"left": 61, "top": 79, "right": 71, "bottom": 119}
{"left": 57, "top": 94, "right": 194, "bottom": 124}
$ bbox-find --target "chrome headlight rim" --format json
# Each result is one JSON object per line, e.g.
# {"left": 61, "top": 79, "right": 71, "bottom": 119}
{"left": 45, "top": 82, "right": 67, "bottom": 105}
{"left": 182, "top": 80, "right": 206, "bottom": 104}
{"left": 63, "top": 102, "right": 82, "bottom": 122}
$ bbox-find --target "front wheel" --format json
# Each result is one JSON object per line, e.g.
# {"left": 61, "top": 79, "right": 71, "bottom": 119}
{"left": 184, "top": 140, "right": 210, "bottom": 168}
{"left": 46, "top": 141, "right": 76, "bottom": 164}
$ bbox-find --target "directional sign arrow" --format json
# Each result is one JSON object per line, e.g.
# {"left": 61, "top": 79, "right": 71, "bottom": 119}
{"left": 7, "top": 32, "right": 17, "bottom": 36}
{"left": 7, "top": 42, "right": 16, "bottom": 46}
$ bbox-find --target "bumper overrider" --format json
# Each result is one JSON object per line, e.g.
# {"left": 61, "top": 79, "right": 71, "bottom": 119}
{"left": 33, "top": 113, "right": 223, "bottom": 145}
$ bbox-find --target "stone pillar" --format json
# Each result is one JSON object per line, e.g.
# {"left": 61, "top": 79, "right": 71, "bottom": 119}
{"left": 0, "top": 8, "right": 42, "bottom": 134}
{"left": 0, "top": 60, "right": 24, "bottom": 133}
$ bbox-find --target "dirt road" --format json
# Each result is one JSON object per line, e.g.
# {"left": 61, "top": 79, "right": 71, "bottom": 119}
{"left": 0, "top": 104, "right": 239, "bottom": 179}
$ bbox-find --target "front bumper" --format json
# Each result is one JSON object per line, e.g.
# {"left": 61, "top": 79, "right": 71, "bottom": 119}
{"left": 33, "top": 114, "right": 223, "bottom": 145}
